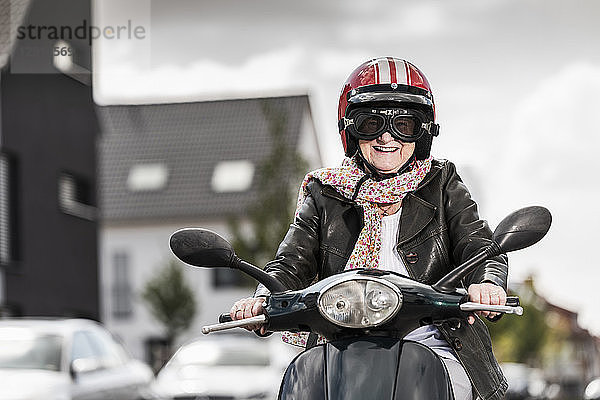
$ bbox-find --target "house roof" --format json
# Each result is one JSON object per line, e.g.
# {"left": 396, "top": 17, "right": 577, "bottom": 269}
{"left": 0, "top": 0, "right": 32, "bottom": 69}
{"left": 98, "top": 95, "right": 315, "bottom": 222}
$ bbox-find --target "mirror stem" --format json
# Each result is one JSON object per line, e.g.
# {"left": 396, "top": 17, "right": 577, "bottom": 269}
{"left": 231, "top": 257, "right": 288, "bottom": 294}
{"left": 432, "top": 242, "right": 502, "bottom": 293}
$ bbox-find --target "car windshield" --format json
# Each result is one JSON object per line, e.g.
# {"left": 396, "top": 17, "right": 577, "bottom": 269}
{"left": 175, "top": 341, "right": 270, "bottom": 367}
{"left": 0, "top": 327, "right": 62, "bottom": 371}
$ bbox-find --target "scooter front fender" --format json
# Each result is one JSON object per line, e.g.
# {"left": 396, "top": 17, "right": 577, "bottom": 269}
{"left": 279, "top": 337, "right": 454, "bottom": 400}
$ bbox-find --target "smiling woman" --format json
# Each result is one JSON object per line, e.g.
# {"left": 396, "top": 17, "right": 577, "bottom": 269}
{"left": 358, "top": 133, "right": 416, "bottom": 174}
{"left": 230, "top": 57, "right": 511, "bottom": 400}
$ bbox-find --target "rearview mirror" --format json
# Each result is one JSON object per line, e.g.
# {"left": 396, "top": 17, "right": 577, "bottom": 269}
{"left": 493, "top": 206, "right": 552, "bottom": 253}
{"left": 169, "top": 228, "right": 287, "bottom": 293}
{"left": 433, "top": 206, "right": 552, "bottom": 293}
{"left": 169, "top": 228, "right": 235, "bottom": 268}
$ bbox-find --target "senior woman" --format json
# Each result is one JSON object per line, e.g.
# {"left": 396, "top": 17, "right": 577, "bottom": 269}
{"left": 231, "top": 57, "right": 508, "bottom": 400}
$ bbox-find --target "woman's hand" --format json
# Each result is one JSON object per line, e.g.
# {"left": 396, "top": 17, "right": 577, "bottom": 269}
{"left": 230, "top": 297, "right": 268, "bottom": 334}
{"left": 467, "top": 282, "right": 507, "bottom": 324}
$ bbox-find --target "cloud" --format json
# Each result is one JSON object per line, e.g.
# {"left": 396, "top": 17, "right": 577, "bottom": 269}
{"left": 94, "top": 46, "right": 309, "bottom": 105}
{"left": 505, "top": 62, "right": 600, "bottom": 188}
{"left": 338, "top": 2, "right": 447, "bottom": 42}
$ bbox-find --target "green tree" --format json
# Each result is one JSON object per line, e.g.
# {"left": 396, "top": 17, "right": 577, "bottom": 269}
{"left": 486, "top": 277, "right": 565, "bottom": 367}
{"left": 142, "top": 260, "right": 197, "bottom": 344}
{"left": 227, "top": 99, "right": 309, "bottom": 277}
{"left": 486, "top": 292, "right": 549, "bottom": 365}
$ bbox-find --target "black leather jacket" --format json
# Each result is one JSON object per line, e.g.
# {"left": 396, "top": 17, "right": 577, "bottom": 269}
{"left": 256, "top": 159, "right": 508, "bottom": 400}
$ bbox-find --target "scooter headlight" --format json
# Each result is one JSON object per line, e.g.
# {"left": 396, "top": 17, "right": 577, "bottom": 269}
{"left": 318, "top": 277, "right": 402, "bottom": 328}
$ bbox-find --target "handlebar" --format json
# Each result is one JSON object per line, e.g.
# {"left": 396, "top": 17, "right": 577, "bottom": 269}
{"left": 458, "top": 296, "right": 522, "bottom": 315}
{"left": 202, "top": 315, "right": 267, "bottom": 334}
{"left": 460, "top": 302, "right": 523, "bottom": 315}
{"left": 202, "top": 295, "right": 523, "bottom": 335}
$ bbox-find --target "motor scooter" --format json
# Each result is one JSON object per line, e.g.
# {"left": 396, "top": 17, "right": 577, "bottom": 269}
{"left": 169, "top": 206, "right": 551, "bottom": 400}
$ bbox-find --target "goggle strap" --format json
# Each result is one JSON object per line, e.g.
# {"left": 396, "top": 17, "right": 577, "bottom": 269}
{"left": 338, "top": 117, "right": 354, "bottom": 132}
{"left": 422, "top": 122, "right": 440, "bottom": 137}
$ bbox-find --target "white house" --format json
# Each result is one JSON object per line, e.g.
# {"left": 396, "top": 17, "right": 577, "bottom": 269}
{"left": 97, "top": 95, "right": 322, "bottom": 362}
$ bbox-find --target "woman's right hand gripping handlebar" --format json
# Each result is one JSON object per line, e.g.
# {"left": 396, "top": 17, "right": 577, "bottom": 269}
{"left": 230, "top": 297, "right": 268, "bottom": 335}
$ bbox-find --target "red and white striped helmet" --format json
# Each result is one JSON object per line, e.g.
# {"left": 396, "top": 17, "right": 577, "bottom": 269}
{"left": 338, "top": 57, "right": 438, "bottom": 157}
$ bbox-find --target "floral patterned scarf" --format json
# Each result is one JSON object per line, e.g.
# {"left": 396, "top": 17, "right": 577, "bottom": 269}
{"left": 281, "top": 155, "right": 433, "bottom": 347}
{"left": 297, "top": 155, "right": 432, "bottom": 270}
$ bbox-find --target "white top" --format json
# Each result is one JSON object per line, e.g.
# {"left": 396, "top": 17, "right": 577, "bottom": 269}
{"left": 379, "top": 212, "right": 406, "bottom": 274}
{"left": 380, "top": 211, "right": 458, "bottom": 362}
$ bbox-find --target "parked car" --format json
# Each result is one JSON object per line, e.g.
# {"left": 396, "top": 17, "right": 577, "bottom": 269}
{"left": 154, "top": 332, "right": 298, "bottom": 400}
{"left": 0, "top": 318, "right": 162, "bottom": 400}
{"left": 585, "top": 377, "right": 600, "bottom": 400}
{"left": 501, "top": 362, "right": 548, "bottom": 400}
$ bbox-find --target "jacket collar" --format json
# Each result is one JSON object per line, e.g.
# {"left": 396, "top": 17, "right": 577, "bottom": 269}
{"left": 415, "top": 158, "right": 443, "bottom": 190}
{"left": 320, "top": 184, "right": 354, "bottom": 204}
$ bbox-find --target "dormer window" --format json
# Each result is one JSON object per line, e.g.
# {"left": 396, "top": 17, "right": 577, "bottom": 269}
{"left": 211, "top": 160, "right": 255, "bottom": 193}
{"left": 127, "top": 163, "right": 169, "bottom": 192}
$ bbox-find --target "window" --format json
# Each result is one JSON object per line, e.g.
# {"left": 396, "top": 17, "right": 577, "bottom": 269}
{"left": 0, "top": 155, "right": 9, "bottom": 265}
{"left": 127, "top": 163, "right": 168, "bottom": 192}
{"left": 0, "top": 154, "right": 18, "bottom": 265}
{"left": 211, "top": 160, "right": 255, "bottom": 193}
{"left": 71, "top": 330, "right": 127, "bottom": 369}
{"left": 0, "top": 329, "right": 62, "bottom": 371}
{"left": 58, "top": 172, "right": 96, "bottom": 220}
{"left": 213, "top": 269, "right": 254, "bottom": 289}
{"left": 85, "top": 329, "right": 127, "bottom": 368}
{"left": 71, "top": 331, "right": 97, "bottom": 361}
{"left": 112, "top": 251, "right": 132, "bottom": 318}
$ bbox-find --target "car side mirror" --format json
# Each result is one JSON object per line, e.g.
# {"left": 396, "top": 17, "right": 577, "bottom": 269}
{"left": 70, "top": 358, "right": 102, "bottom": 380}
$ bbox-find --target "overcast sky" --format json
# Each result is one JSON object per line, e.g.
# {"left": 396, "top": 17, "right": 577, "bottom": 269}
{"left": 94, "top": 0, "right": 600, "bottom": 334}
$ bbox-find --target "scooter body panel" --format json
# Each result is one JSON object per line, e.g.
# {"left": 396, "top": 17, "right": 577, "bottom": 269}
{"left": 279, "top": 337, "right": 454, "bottom": 400}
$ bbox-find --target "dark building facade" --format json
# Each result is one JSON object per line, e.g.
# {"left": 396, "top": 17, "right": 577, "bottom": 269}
{"left": 0, "top": 0, "right": 99, "bottom": 319}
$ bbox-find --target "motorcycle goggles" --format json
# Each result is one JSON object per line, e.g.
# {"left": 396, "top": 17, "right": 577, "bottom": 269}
{"left": 340, "top": 108, "right": 438, "bottom": 142}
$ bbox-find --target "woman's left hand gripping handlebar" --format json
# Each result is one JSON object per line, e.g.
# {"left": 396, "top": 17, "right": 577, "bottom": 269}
{"left": 230, "top": 297, "right": 268, "bottom": 335}
{"left": 466, "top": 282, "right": 507, "bottom": 324}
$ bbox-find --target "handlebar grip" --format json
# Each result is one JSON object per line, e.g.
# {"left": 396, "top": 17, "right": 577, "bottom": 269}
{"left": 506, "top": 296, "right": 520, "bottom": 307}
{"left": 460, "top": 302, "right": 523, "bottom": 316}
{"left": 202, "top": 315, "right": 267, "bottom": 335}
{"left": 219, "top": 313, "right": 233, "bottom": 323}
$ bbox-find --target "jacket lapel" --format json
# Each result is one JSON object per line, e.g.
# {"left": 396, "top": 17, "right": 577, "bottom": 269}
{"left": 397, "top": 193, "right": 437, "bottom": 245}
{"left": 397, "top": 163, "right": 442, "bottom": 245}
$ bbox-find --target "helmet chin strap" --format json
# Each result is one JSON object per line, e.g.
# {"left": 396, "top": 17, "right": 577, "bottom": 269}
{"left": 356, "top": 149, "right": 416, "bottom": 181}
